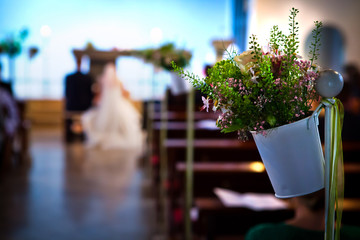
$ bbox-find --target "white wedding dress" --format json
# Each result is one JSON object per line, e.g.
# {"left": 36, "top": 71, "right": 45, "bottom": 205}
{"left": 82, "top": 64, "right": 144, "bottom": 153}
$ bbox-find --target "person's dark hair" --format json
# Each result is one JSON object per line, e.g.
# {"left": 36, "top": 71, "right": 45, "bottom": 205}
{"left": 204, "top": 64, "right": 213, "bottom": 77}
{"left": 297, "top": 189, "right": 325, "bottom": 212}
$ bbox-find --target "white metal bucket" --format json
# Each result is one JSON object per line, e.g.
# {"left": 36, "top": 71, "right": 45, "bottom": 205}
{"left": 251, "top": 115, "right": 325, "bottom": 198}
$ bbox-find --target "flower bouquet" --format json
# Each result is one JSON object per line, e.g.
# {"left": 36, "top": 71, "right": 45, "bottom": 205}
{"left": 173, "top": 8, "right": 326, "bottom": 198}
{"left": 139, "top": 43, "right": 192, "bottom": 71}
{"left": 138, "top": 43, "right": 192, "bottom": 95}
{"left": 174, "top": 8, "right": 322, "bottom": 141}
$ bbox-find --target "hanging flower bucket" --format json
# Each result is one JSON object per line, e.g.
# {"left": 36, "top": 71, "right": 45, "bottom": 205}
{"left": 251, "top": 114, "right": 325, "bottom": 198}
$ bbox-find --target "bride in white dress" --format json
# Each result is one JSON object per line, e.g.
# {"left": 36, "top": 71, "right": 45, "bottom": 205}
{"left": 82, "top": 63, "right": 144, "bottom": 153}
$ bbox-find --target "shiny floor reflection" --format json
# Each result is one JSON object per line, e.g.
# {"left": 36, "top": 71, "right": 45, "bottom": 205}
{"left": 0, "top": 128, "right": 156, "bottom": 240}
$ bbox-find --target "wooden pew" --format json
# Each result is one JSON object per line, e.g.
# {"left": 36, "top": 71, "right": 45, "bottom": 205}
{"left": 153, "top": 120, "right": 238, "bottom": 139}
{"left": 149, "top": 111, "right": 221, "bottom": 181}
{"left": 173, "top": 162, "right": 360, "bottom": 238}
{"left": 194, "top": 197, "right": 360, "bottom": 239}
{"left": 163, "top": 139, "right": 260, "bottom": 235}
{"left": 175, "top": 162, "right": 360, "bottom": 200}
{"left": 165, "top": 139, "right": 259, "bottom": 163}
{"left": 152, "top": 111, "right": 219, "bottom": 122}
{"left": 159, "top": 121, "right": 360, "bottom": 237}
{"left": 163, "top": 140, "right": 360, "bottom": 184}
{"left": 152, "top": 120, "right": 238, "bottom": 174}
{"left": 164, "top": 139, "right": 261, "bottom": 197}
{"left": 176, "top": 162, "right": 272, "bottom": 197}
{"left": 170, "top": 161, "right": 270, "bottom": 236}
{"left": 151, "top": 122, "right": 238, "bottom": 192}
{"left": 166, "top": 139, "right": 360, "bottom": 163}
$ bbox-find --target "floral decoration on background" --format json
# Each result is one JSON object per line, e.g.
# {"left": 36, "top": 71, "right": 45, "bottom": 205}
{"left": 0, "top": 28, "right": 39, "bottom": 83}
{"left": 0, "top": 28, "right": 29, "bottom": 58}
{"left": 173, "top": 8, "right": 323, "bottom": 141}
{"left": 139, "top": 43, "right": 192, "bottom": 71}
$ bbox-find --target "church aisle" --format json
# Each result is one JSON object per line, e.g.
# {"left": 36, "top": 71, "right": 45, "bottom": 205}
{"left": 0, "top": 128, "right": 157, "bottom": 240}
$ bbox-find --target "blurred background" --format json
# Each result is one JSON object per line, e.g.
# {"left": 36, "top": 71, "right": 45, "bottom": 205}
{"left": 1, "top": 0, "right": 360, "bottom": 239}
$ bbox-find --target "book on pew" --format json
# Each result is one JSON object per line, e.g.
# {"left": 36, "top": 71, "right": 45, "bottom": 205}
{"left": 214, "top": 188, "right": 288, "bottom": 211}
{"left": 197, "top": 120, "right": 218, "bottom": 129}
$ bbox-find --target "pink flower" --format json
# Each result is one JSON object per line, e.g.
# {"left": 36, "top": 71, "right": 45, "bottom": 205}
{"left": 201, "top": 96, "right": 211, "bottom": 112}
{"left": 274, "top": 78, "right": 281, "bottom": 85}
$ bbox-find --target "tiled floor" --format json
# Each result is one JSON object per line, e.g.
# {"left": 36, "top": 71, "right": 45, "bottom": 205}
{"left": 0, "top": 128, "right": 157, "bottom": 240}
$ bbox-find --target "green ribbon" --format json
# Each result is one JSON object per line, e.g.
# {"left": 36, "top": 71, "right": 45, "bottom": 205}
{"left": 321, "top": 98, "right": 344, "bottom": 240}
{"left": 330, "top": 98, "right": 344, "bottom": 240}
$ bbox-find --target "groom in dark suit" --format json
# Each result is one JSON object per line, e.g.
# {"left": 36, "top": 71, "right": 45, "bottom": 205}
{"left": 64, "top": 57, "right": 94, "bottom": 142}
{"left": 65, "top": 57, "right": 94, "bottom": 111}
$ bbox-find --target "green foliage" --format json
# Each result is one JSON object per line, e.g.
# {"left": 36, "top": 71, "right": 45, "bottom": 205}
{"left": 269, "top": 25, "right": 285, "bottom": 53}
{"left": 308, "top": 21, "right": 323, "bottom": 68}
{"left": 249, "top": 35, "right": 262, "bottom": 62}
{"left": 287, "top": 8, "right": 300, "bottom": 57}
{"left": 282, "top": 8, "right": 300, "bottom": 77}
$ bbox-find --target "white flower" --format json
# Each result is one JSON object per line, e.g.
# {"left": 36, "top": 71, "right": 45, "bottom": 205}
{"left": 233, "top": 50, "right": 255, "bottom": 72}
{"left": 201, "top": 96, "right": 210, "bottom": 112}
{"left": 309, "top": 64, "right": 321, "bottom": 73}
{"left": 221, "top": 107, "right": 228, "bottom": 114}
{"left": 249, "top": 67, "right": 259, "bottom": 84}
{"left": 212, "top": 99, "right": 219, "bottom": 112}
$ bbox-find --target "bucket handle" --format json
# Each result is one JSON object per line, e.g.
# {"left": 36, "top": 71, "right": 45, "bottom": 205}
{"left": 307, "top": 104, "right": 322, "bottom": 130}
{"left": 307, "top": 99, "right": 335, "bottom": 130}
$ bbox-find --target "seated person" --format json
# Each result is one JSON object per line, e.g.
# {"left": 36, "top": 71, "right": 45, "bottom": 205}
{"left": 245, "top": 190, "right": 360, "bottom": 240}
{"left": 0, "top": 86, "right": 19, "bottom": 166}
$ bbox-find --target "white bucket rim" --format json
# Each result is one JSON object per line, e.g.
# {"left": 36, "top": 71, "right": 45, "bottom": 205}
{"left": 250, "top": 115, "right": 313, "bottom": 135}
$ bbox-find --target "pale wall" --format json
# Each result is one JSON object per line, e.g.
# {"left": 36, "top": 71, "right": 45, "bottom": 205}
{"left": 249, "top": 0, "right": 360, "bottom": 71}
